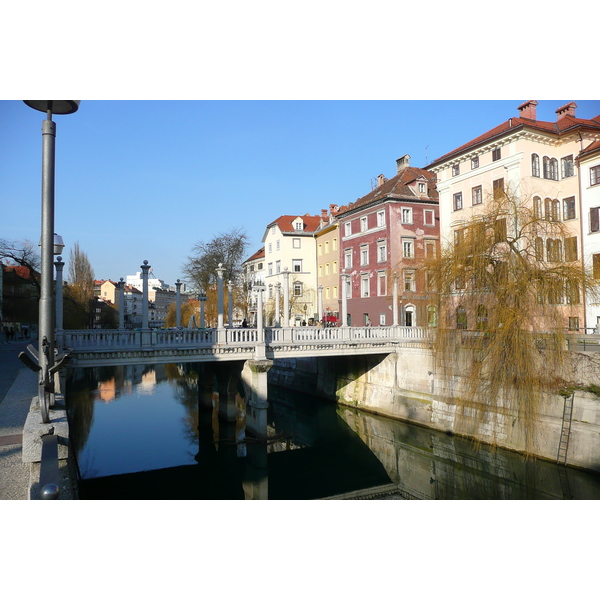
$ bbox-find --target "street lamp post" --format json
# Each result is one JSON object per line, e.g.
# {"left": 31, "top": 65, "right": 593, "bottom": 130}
{"left": 24, "top": 100, "right": 79, "bottom": 423}
{"left": 175, "top": 279, "right": 182, "bottom": 328}
{"left": 54, "top": 255, "right": 64, "bottom": 332}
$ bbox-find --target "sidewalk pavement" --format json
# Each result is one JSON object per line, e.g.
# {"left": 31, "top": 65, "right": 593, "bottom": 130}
{"left": 0, "top": 340, "right": 38, "bottom": 500}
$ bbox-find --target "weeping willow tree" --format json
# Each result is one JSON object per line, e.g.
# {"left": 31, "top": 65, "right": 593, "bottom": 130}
{"left": 427, "top": 187, "right": 598, "bottom": 454}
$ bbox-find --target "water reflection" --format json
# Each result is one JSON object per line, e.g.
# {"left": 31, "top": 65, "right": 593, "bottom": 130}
{"left": 66, "top": 363, "right": 600, "bottom": 500}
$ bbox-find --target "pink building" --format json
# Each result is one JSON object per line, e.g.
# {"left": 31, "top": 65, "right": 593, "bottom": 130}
{"left": 336, "top": 155, "right": 439, "bottom": 327}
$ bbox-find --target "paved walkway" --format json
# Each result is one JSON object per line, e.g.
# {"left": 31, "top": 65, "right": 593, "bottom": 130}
{"left": 0, "top": 340, "right": 38, "bottom": 500}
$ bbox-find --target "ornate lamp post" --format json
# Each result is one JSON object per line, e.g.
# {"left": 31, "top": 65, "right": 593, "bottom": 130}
{"left": 216, "top": 263, "right": 225, "bottom": 329}
{"left": 118, "top": 278, "right": 125, "bottom": 330}
{"left": 175, "top": 279, "right": 182, "bottom": 328}
{"left": 198, "top": 290, "right": 207, "bottom": 328}
{"left": 141, "top": 260, "right": 151, "bottom": 330}
{"left": 24, "top": 100, "right": 79, "bottom": 423}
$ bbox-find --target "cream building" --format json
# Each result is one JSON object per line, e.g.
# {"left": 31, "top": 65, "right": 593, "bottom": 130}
{"left": 315, "top": 207, "right": 340, "bottom": 324}
{"left": 262, "top": 214, "right": 321, "bottom": 326}
{"left": 427, "top": 100, "right": 600, "bottom": 331}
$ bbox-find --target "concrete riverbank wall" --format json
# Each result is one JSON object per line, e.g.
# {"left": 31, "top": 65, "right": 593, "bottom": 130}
{"left": 268, "top": 348, "right": 600, "bottom": 473}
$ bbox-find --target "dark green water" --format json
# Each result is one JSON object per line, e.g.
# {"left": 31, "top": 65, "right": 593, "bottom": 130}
{"left": 66, "top": 363, "right": 600, "bottom": 500}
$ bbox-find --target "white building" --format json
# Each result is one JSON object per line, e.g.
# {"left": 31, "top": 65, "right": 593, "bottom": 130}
{"left": 126, "top": 269, "right": 169, "bottom": 291}
{"left": 578, "top": 140, "right": 600, "bottom": 330}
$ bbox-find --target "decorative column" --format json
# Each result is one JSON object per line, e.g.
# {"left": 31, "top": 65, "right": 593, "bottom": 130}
{"left": 393, "top": 275, "right": 399, "bottom": 326}
{"left": 118, "top": 278, "right": 125, "bottom": 329}
{"left": 216, "top": 263, "right": 225, "bottom": 329}
{"left": 175, "top": 279, "right": 182, "bottom": 328}
{"left": 227, "top": 280, "right": 234, "bottom": 328}
{"left": 54, "top": 256, "right": 64, "bottom": 332}
{"left": 282, "top": 267, "right": 290, "bottom": 328}
{"left": 275, "top": 283, "right": 281, "bottom": 327}
{"left": 341, "top": 269, "right": 349, "bottom": 327}
{"left": 198, "top": 290, "right": 207, "bottom": 328}
{"left": 253, "top": 284, "right": 266, "bottom": 360}
{"left": 141, "top": 260, "right": 151, "bottom": 330}
{"left": 317, "top": 284, "right": 323, "bottom": 323}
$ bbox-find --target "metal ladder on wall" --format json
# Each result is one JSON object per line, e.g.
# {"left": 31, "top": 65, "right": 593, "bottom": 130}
{"left": 557, "top": 393, "right": 575, "bottom": 465}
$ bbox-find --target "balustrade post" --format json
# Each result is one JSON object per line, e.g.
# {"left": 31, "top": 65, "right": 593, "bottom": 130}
{"left": 118, "top": 278, "right": 125, "bottom": 330}
{"left": 175, "top": 279, "right": 182, "bottom": 328}
{"left": 216, "top": 263, "right": 225, "bottom": 329}
{"left": 228, "top": 280, "right": 234, "bottom": 328}
{"left": 317, "top": 284, "right": 323, "bottom": 324}
{"left": 393, "top": 275, "right": 399, "bottom": 326}
{"left": 282, "top": 267, "right": 290, "bottom": 328}
{"left": 198, "top": 290, "right": 207, "bottom": 328}
{"left": 253, "top": 284, "right": 266, "bottom": 360}
{"left": 341, "top": 269, "right": 349, "bottom": 327}
{"left": 275, "top": 282, "right": 281, "bottom": 327}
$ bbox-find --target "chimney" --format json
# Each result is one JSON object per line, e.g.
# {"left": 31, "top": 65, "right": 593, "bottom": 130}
{"left": 377, "top": 174, "right": 387, "bottom": 187}
{"left": 396, "top": 154, "right": 410, "bottom": 173}
{"left": 320, "top": 209, "right": 328, "bottom": 226}
{"left": 329, "top": 204, "right": 339, "bottom": 216}
{"left": 556, "top": 101, "right": 577, "bottom": 120}
{"left": 517, "top": 100, "right": 538, "bottom": 120}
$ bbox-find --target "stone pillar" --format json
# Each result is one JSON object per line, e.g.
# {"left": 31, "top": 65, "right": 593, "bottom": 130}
{"left": 242, "top": 359, "right": 273, "bottom": 438}
{"left": 317, "top": 284, "right": 323, "bottom": 323}
{"left": 175, "top": 279, "right": 182, "bottom": 328}
{"left": 341, "top": 269, "right": 349, "bottom": 327}
{"left": 393, "top": 275, "right": 399, "bottom": 326}
{"left": 216, "top": 263, "right": 225, "bottom": 329}
{"left": 227, "top": 280, "right": 234, "bottom": 328}
{"left": 141, "top": 260, "right": 150, "bottom": 330}
{"left": 282, "top": 267, "right": 290, "bottom": 327}
{"left": 275, "top": 283, "right": 281, "bottom": 327}
{"left": 253, "top": 285, "right": 266, "bottom": 359}
{"left": 54, "top": 256, "right": 64, "bottom": 332}
{"left": 198, "top": 291, "right": 207, "bottom": 328}
{"left": 118, "top": 278, "right": 125, "bottom": 330}
{"left": 216, "top": 363, "right": 238, "bottom": 422}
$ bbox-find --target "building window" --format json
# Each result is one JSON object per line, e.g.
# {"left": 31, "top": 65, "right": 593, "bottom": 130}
{"left": 453, "top": 192, "right": 463, "bottom": 211}
{"left": 472, "top": 185, "right": 482, "bottom": 206}
{"left": 360, "top": 245, "right": 369, "bottom": 266}
{"left": 547, "top": 239, "right": 562, "bottom": 262}
{"left": 333, "top": 260, "right": 338, "bottom": 274}
{"left": 403, "top": 271, "right": 415, "bottom": 292}
{"left": 418, "top": 182, "right": 426, "bottom": 193}
{"left": 332, "top": 238, "right": 337, "bottom": 251}
{"left": 293, "top": 238, "right": 301, "bottom": 249}
{"left": 325, "top": 287, "right": 330, "bottom": 300}
{"left": 318, "top": 244, "right": 322, "bottom": 256}
{"left": 276, "top": 260, "right": 281, "bottom": 274}
{"left": 568, "top": 317, "right": 580, "bottom": 331}
{"left": 295, "top": 221, "right": 303, "bottom": 231}
{"left": 377, "top": 211, "right": 385, "bottom": 227}
{"left": 318, "top": 265, "right": 323, "bottom": 278}
{"left": 428, "top": 306, "right": 438, "bottom": 327}
{"left": 492, "top": 147, "right": 501, "bottom": 161}
{"left": 325, "top": 263, "right": 330, "bottom": 276}
{"left": 471, "top": 156, "right": 479, "bottom": 170}
{"left": 565, "top": 237, "right": 578, "bottom": 262}
{"left": 401, "top": 207, "right": 413, "bottom": 224}
{"left": 268, "top": 263, "right": 273, "bottom": 276}
{"left": 344, "top": 249, "right": 352, "bottom": 269}
{"left": 533, "top": 196, "right": 542, "bottom": 219}
{"left": 561, "top": 155, "right": 574, "bottom": 178}
{"left": 493, "top": 178, "right": 504, "bottom": 199}
{"left": 591, "top": 207, "right": 600, "bottom": 232}
{"left": 566, "top": 281, "right": 580, "bottom": 305}
{"left": 452, "top": 164, "right": 460, "bottom": 176}
{"left": 544, "top": 157, "right": 559, "bottom": 180}
{"left": 423, "top": 209, "right": 435, "bottom": 226}
{"left": 425, "top": 240, "right": 436, "bottom": 258}
{"left": 379, "top": 314, "right": 386, "bottom": 326}
{"left": 532, "top": 154, "right": 540, "bottom": 177}
{"left": 344, "top": 222, "right": 352, "bottom": 237}
{"left": 276, "top": 240, "right": 280, "bottom": 251}
{"left": 333, "top": 285, "right": 338, "bottom": 298}
{"left": 563, "top": 197, "right": 576, "bottom": 221}
{"left": 593, "top": 254, "right": 600, "bottom": 279}
{"left": 268, "top": 243, "right": 272, "bottom": 253}
{"left": 377, "top": 240, "right": 387, "bottom": 262}
{"left": 378, "top": 272, "right": 387, "bottom": 296}
{"left": 456, "top": 306, "right": 468, "bottom": 329}
{"left": 535, "top": 237, "right": 544, "bottom": 261}
{"left": 360, "top": 216, "right": 368, "bottom": 232}
{"left": 293, "top": 282, "right": 303, "bottom": 296}
{"left": 591, "top": 165, "right": 600, "bottom": 186}
{"left": 324, "top": 241, "right": 329, "bottom": 254}
{"left": 361, "top": 275, "right": 370, "bottom": 298}
{"left": 292, "top": 259, "right": 302, "bottom": 272}
{"left": 402, "top": 238, "right": 414, "bottom": 258}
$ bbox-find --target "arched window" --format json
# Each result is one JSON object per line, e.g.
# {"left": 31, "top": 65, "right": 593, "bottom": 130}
{"left": 532, "top": 154, "right": 540, "bottom": 177}
{"left": 533, "top": 196, "right": 542, "bottom": 219}
{"left": 427, "top": 306, "right": 438, "bottom": 327}
{"left": 404, "top": 304, "right": 415, "bottom": 327}
{"left": 476, "top": 305, "right": 488, "bottom": 330}
{"left": 535, "top": 237, "right": 544, "bottom": 261}
{"left": 543, "top": 156, "right": 550, "bottom": 179}
{"left": 544, "top": 198, "right": 553, "bottom": 221}
{"left": 553, "top": 200, "right": 561, "bottom": 222}
{"left": 456, "top": 305, "right": 467, "bottom": 330}
{"left": 550, "top": 158, "right": 559, "bottom": 180}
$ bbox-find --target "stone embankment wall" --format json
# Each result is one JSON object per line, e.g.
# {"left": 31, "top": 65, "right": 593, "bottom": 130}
{"left": 268, "top": 348, "right": 600, "bottom": 473}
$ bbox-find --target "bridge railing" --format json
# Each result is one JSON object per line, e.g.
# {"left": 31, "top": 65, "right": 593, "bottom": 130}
{"left": 59, "top": 325, "right": 428, "bottom": 354}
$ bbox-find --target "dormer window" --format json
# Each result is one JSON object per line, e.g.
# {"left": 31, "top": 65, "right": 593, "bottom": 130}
{"left": 418, "top": 182, "right": 426, "bottom": 193}
{"left": 294, "top": 221, "right": 303, "bottom": 231}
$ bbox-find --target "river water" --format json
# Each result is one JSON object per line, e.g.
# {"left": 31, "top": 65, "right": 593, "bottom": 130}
{"left": 66, "top": 363, "right": 600, "bottom": 500}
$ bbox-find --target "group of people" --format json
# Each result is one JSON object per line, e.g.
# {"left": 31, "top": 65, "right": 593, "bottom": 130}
{"left": 2, "top": 325, "right": 18, "bottom": 342}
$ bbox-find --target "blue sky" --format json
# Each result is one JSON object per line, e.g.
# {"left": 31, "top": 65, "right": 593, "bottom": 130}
{"left": 2, "top": 99, "right": 600, "bottom": 287}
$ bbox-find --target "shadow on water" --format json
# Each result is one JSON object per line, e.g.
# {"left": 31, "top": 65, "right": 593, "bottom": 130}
{"left": 67, "top": 363, "right": 600, "bottom": 500}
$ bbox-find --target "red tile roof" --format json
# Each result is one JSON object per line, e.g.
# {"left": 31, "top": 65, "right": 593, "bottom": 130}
{"left": 268, "top": 215, "right": 322, "bottom": 234}
{"left": 428, "top": 109, "right": 600, "bottom": 167}
{"left": 579, "top": 139, "right": 600, "bottom": 159}
{"left": 243, "top": 247, "right": 265, "bottom": 264}
{"left": 336, "top": 166, "right": 438, "bottom": 217}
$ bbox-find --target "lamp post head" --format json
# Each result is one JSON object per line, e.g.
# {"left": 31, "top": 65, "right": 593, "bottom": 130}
{"left": 53, "top": 233, "right": 65, "bottom": 255}
{"left": 24, "top": 100, "right": 80, "bottom": 115}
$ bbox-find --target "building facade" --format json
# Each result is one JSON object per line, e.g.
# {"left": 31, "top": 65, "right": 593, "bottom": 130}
{"left": 336, "top": 155, "right": 439, "bottom": 327}
{"left": 315, "top": 207, "right": 340, "bottom": 325}
{"left": 426, "top": 101, "right": 600, "bottom": 331}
